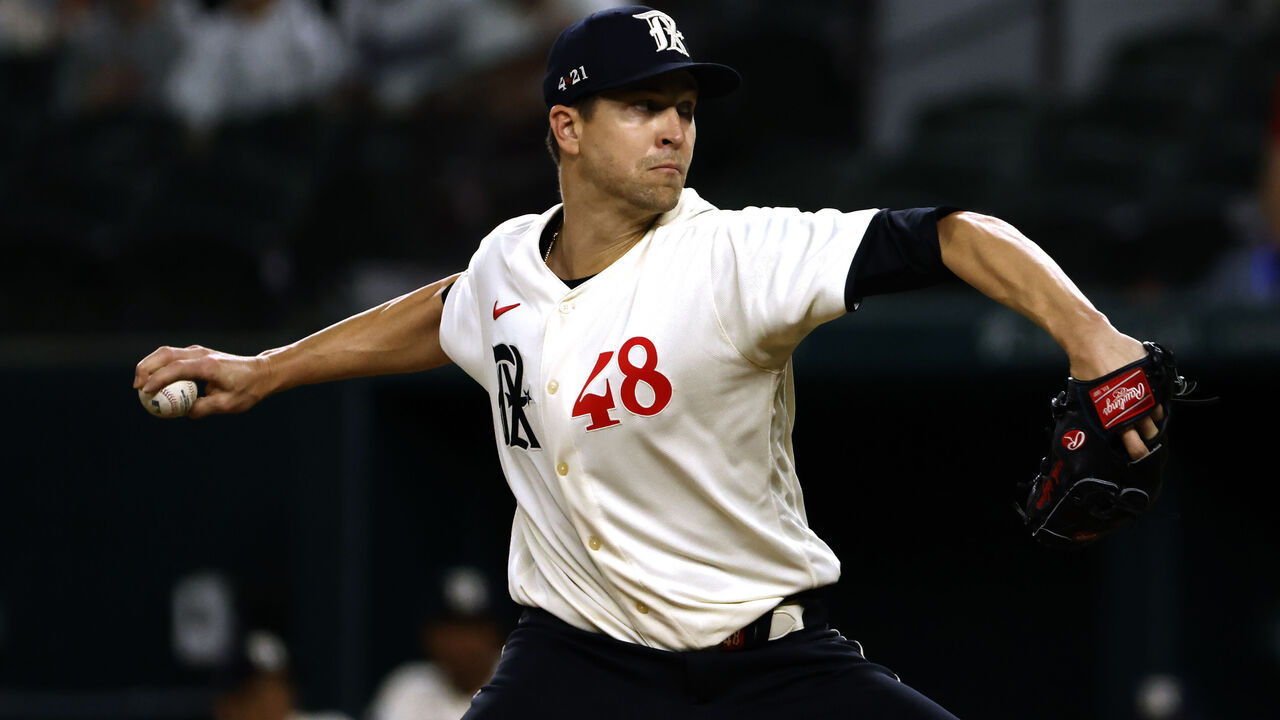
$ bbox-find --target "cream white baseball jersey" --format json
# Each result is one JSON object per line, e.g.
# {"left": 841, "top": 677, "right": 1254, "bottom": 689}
{"left": 438, "top": 188, "right": 878, "bottom": 651}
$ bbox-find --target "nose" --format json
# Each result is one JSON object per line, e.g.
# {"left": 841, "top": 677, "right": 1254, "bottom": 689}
{"left": 657, "top": 107, "right": 685, "bottom": 148}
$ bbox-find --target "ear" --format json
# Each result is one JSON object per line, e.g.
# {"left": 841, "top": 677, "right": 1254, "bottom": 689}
{"left": 549, "top": 105, "right": 583, "bottom": 158}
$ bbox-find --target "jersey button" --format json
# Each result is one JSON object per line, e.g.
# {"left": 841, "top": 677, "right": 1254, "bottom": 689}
{"left": 588, "top": 536, "right": 602, "bottom": 551}
{"left": 558, "top": 301, "right": 574, "bottom": 314}
{"left": 547, "top": 380, "right": 559, "bottom": 394}
{"left": 556, "top": 462, "right": 569, "bottom": 476}
{"left": 635, "top": 602, "right": 650, "bottom": 614}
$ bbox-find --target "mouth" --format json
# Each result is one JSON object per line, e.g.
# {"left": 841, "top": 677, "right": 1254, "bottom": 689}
{"left": 650, "top": 163, "right": 683, "bottom": 174}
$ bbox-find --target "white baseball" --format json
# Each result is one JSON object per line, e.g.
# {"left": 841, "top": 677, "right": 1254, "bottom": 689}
{"left": 138, "top": 380, "right": 198, "bottom": 418}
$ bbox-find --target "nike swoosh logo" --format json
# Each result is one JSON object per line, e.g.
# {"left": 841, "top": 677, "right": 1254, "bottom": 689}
{"left": 493, "top": 301, "right": 520, "bottom": 320}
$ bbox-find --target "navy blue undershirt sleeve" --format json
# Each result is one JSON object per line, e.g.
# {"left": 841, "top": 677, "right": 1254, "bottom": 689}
{"left": 440, "top": 281, "right": 453, "bottom": 305}
{"left": 843, "top": 207, "right": 963, "bottom": 312}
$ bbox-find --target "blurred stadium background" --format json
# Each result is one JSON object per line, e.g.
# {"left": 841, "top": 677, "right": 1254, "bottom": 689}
{"left": 2, "top": 0, "right": 1278, "bottom": 718}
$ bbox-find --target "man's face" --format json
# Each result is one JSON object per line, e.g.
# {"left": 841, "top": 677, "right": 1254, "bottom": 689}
{"left": 575, "top": 71, "right": 698, "bottom": 213}
{"left": 426, "top": 619, "right": 502, "bottom": 694}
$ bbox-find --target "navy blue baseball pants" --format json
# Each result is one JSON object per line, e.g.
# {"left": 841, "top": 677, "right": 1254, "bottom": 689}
{"left": 462, "top": 606, "right": 960, "bottom": 719}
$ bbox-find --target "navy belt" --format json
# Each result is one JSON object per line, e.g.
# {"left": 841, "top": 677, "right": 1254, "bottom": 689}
{"left": 716, "top": 589, "right": 829, "bottom": 652}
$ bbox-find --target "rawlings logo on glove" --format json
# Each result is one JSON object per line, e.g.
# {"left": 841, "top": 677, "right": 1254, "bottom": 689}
{"left": 1091, "top": 369, "right": 1155, "bottom": 428}
{"left": 1017, "top": 342, "right": 1205, "bottom": 547}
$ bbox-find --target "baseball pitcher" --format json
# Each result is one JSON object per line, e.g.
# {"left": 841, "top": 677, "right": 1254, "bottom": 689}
{"left": 136, "top": 6, "right": 1193, "bottom": 718}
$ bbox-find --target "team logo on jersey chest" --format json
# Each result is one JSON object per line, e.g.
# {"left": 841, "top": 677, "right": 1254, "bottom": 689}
{"left": 494, "top": 343, "right": 540, "bottom": 450}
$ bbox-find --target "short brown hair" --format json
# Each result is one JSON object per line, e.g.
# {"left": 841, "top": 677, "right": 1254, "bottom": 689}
{"left": 545, "top": 96, "right": 597, "bottom": 167}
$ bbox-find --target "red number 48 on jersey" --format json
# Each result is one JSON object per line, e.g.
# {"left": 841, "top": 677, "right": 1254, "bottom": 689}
{"left": 572, "top": 336, "right": 672, "bottom": 430}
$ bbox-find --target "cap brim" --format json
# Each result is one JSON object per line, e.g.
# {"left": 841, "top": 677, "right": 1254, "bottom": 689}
{"left": 685, "top": 62, "right": 742, "bottom": 99}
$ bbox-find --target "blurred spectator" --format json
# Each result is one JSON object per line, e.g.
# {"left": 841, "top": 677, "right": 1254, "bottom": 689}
{"left": 365, "top": 566, "right": 504, "bottom": 720}
{"left": 213, "top": 628, "right": 352, "bottom": 720}
{"left": 1252, "top": 74, "right": 1280, "bottom": 297}
{"left": 338, "top": 0, "right": 619, "bottom": 118}
{"left": 336, "top": 0, "right": 467, "bottom": 115}
{"left": 0, "top": 0, "right": 58, "bottom": 55}
{"left": 431, "top": 0, "right": 624, "bottom": 242}
{"left": 165, "top": 0, "right": 351, "bottom": 133}
{"left": 1132, "top": 673, "right": 1197, "bottom": 720}
{"left": 1200, "top": 74, "right": 1280, "bottom": 304}
{"left": 451, "top": 0, "right": 620, "bottom": 124}
{"left": 54, "top": 0, "right": 196, "bottom": 115}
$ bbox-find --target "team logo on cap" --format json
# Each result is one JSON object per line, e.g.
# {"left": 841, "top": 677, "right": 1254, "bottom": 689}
{"left": 633, "top": 9, "right": 688, "bottom": 56}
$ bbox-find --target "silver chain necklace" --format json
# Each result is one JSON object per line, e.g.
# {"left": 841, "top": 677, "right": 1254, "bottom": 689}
{"left": 545, "top": 228, "right": 559, "bottom": 264}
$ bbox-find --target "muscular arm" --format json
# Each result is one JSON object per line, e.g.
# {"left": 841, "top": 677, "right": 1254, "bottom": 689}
{"left": 938, "top": 212, "right": 1138, "bottom": 378}
{"left": 937, "top": 212, "right": 1158, "bottom": 456}
{"left": 134, "top": 273, "right": 459, "bottom": 417}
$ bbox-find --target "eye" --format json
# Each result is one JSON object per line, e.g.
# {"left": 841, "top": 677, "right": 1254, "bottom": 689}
{"left": 632, "top": 99, "right": 672, "bottom": 113}
{"left": 677, "top": 102, "right": 695, "bottom": 119}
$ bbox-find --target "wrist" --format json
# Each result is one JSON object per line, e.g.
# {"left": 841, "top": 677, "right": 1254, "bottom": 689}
{"left": 1061, "top": 318, "right": 1145, "bottom": 381}
{"left": 1052, "top": 306, "right": 1112, "bottom": 361}
{"left": 253, "top": 347, "right": 291, "bottom": 397}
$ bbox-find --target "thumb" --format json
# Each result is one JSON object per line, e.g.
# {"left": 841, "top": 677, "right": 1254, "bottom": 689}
{"left": 187, "top": 394, "right": 229, "bottom": 419}
{"left": 188, "top": 389, "right": 260, "bottom": 418}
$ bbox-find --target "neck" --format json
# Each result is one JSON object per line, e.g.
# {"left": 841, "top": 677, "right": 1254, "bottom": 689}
{"left": 549, "top": 174, "right": 669, "bottom": 279}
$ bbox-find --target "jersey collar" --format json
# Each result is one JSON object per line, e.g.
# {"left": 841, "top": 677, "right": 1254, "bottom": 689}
{"left": 532, "top": 186, "right": 717, "bottom": 282}
{"left": 653, "top": 187, "right": 716, "bottom": 228}
{"left": 539, "top": 186, "right": 716, "bottom": 235}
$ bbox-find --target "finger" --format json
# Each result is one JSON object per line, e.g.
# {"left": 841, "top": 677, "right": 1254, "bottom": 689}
{"left": 141, "top": 354, "right": 218, "bottom": 394}
{"left": 135, "top": 345, "right": 207, "bottom": 389}
{"left": 1137, "top": 416, "right": 1158, "bottom": 440}
{"left": 188, "top": 389, "right": 248, "bottom": 419}
{"left": 1121, "top": 428, "right": 1149, "bottom": 460}
{"left": 187, "top": 395, "right": 219, "bottom": 419}
{"left": 135, "top": 345, "right": 177, "bottom": 388}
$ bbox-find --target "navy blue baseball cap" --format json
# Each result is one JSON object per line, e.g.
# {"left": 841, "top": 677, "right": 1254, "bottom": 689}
{"left": 543, "top": 5, "right": 741, "bottom": 109}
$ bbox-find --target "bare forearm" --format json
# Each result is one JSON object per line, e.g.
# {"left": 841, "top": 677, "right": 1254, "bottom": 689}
{"left": 938, "top": 212, "right": 1137, "bottom": 379}
{"left": 259, "top": 273, "right": 458, "bottom": 394}
{"left": 135, "top": 273, "right": 459, "bottom": 417}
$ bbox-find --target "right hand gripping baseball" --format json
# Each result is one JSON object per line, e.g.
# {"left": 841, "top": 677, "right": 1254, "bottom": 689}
{"left": 134, "top": 345, "right": 269, "bottom": 418}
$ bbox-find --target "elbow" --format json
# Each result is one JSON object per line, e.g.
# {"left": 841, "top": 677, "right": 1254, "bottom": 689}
{"left": 938, "top": 211, "right": 1027, "bottom": 262}
{"left": 938, "top": 211, "right": 991, "bottom": 269}
{"left": 938, "top": 211, "right": 999, "bottom": 247}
